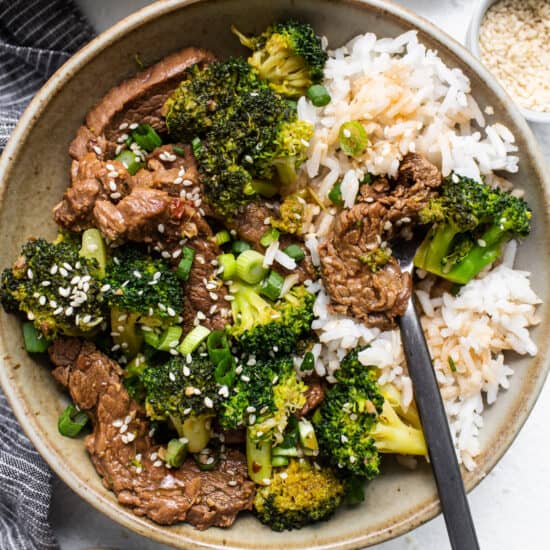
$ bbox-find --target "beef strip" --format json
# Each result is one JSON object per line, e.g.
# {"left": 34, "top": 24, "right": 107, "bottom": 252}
{"left": 319, "top": 153, "right": 442, "bottom": 329}
{"left": 48, "top": 338, "right": 254, "bottom": 529}
{"left": 69, "top": 48, "right": 215, "bottom": 161}
{"left": 297, "top": 377, "right": 326, "bottom": 418}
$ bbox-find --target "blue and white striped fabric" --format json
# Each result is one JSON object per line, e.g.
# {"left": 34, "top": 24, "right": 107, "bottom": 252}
{"left": 0, "top": 1, "right": 94, "bottom": 548}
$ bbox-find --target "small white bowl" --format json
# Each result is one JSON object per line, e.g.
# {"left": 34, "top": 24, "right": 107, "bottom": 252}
{"left": 466, "top": 0, "right": 550, "bottom": 124}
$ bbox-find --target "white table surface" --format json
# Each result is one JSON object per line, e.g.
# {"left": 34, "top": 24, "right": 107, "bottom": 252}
{"left": 53, "top": 1, "right": 550, "bottom": 548}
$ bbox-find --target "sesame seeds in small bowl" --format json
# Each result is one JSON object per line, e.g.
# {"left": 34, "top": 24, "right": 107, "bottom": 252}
{"left": 466, "top": 0, "right": 550, "bottom": 124}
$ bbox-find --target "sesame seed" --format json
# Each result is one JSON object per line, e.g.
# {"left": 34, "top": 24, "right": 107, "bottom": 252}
{"left": 110, "top": 192, "right": 121, "bottom": 200}
{"left": 109, "top": 181, "right": 117, "bottom": 191}
{"left": 108, "top": 170, "right": 119, "bottom": 178}
{"left": 129, "top": 123, "right": 138, "bottom": 130}
{"left": 349, "top": 456, "right": 356, "bottom": 463}
{"left": 38, "top": 296, "right": 46, "bottom": 306}
{"left": 100, "top": 284, "right": 111, "bottom": 292}
{"left": 280, "top": 472, "right": 288, "bottom": 480}
{"left": 183, "top": 407, "right": 192, "bottom": 415}
{"left": 167, "top": 307, "right": 176, "bottom": 316}
{"left": 244, "top": 155, "right": 253, "bottom": 163}
{"left": 204, "top": 397, "right": 214, "bottom": 408}
{"left": 209, "top": 292, "right": 218, "bottom": 301}
{"left": 120, "top": 424, "right": 128, "bottom": 434}
{"left": 262, "top": 478, "right": 271, "bottom": 485}
{"left": 27, "top": 312, "right": 35, "bottom": 320}
{"left": 41, "top": 281, "right": 51, "bottom": 287}
{"left": 228, "top": 480, "right": 238, "bottom": 487}
{"left": 157, "top": 224, "right": 165, "bottom": 234}
{"left": 92, "top": 145, "right": 103, "bottom": 155}
{"left": 169, "top": 372, "right": 176, "bottom": 382}
{"left": 53, "top": 307, "right": 63, "bottom": 315}
{"left": 112, "top": 419, "right": 123, "bottom": 428}
{"left": 126, "top": 432, "right": 136, "bottom": 442}
{"left": 174, "top": 177, "right": 183, "bottom": 184}
{"left": 183, "top": 366, "right": 190, "bottom": 376}
{"left": 153, "top": 460, "right": 163, "bottom": 467}
{"left": 248, "top": 414, "right": 256, "bottom": 424}
{"left": 111, "top": 344, "right": 121, "bottom": 352}
{"left": 117, "top": 133, "right": 129, "bottom": 143}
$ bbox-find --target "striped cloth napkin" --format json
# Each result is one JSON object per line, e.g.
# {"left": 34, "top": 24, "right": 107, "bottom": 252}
{"left": 0, "top": 1, "right": 94, "bottom": 548}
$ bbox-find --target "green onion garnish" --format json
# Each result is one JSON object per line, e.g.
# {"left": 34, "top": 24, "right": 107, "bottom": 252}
{"left": 236, "top": 249, "right": 268, "bottom": 284}
{"left": 143, "top": 329, "right": 161, "bottom": 349}
{"left": 172, "top": 145, "right": 185, "bottom": 157}
{"left": 191, "top": 137, "right": 202, "bottom": 157}
{"left": 80, "top": 228, "right": 107, "bottom": 279}
{"left": 300, "top": 351, "right": 315, "bottom": 372}
{"left": 448, "top": 357, "right": 457, "bottom": 372}
{"left": 232, "top": 240, "right": 251, "bottom": 255}
{"left": 339, "top": 121, "right": 369, "bottom": 157}
{"left": 215, "top": 230, "right": 231, "bottom": 246}
{"left": 58, "top": 404, "right": 88, "bottom": 438}
{"left": 328, "top": 181, "right": 344, "bottom": 207}
{"left": 271, "top": 455, "right": 289, "bottom": 467}
{"left": 22, "top": 322, "right": 49, "bottom": 353}
{"left": 250, "top": 179, "right": 279, "bottom": 198}
{"left": 260, "top": 270, "right": 284, "bottom": 301}
{"left": 114, "top": 149, "right": 144, "bottom": 175}
{"left": 176, "top": 246, "right": 195, "bottom": 281}
{"left": 207, "top": 330, "right": 230, "bottom": 365}
{"left": 260, "top": 228, "right": 280, "bottom": 248}
{"left": 306, "top": 84, "right": 331, "bottom": 107}
{"left": 131, "top": 124, "right": 162, "bottom": 152}
{"left": 282, "top": 244, "right": 305, "bottom": 261}
{"left": 178, "top": 325, "right": 211, "bottom": 356}
{"left": 214, "top": 356, "right": 236, "bottom": 387}
{"left": 156, "top": 325, "right": 183, "bottom": 352}
{"left": 166, "top": 438, "right": 188, "bottom": 468}
{"left": 217, "top": 253, "right": 236, "bottom": 280}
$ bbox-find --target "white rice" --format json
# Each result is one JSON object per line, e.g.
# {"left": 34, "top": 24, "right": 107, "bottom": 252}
{"left": 299, "top": 30, "right": 542, "bottom": 469}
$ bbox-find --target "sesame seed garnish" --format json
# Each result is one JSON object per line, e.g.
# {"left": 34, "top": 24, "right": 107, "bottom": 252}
{"left": 228, "top": 480, "right": 238, "bottom": 487}
{"left": 92, "top": 145, "right": 103, "bottom": 155}
{"left": 153, "top": 460, "right": 163, "bottom": 467}
{"left": 174, "top": 177, "right": 183, "bottom": 184}
{"left": 49, "top": 265, "right": 58, "bottom": 275}
{"left": 209, "top": 292, "right": 218, "bottom": 301}
{"left": 204, "top": 397, "right": 214, "bottom": 408}
{"left": 38, "top": 296, "right": 46, "bottom": 306}
{"left": 167, "top": 307, "right": 176, "bottom": 317}
{"left": 169, "top": 372, "right": 176, "bottom": 382}
{"left": 157, "top": 224, "right": 165, "bottom": 233}
{"left": 112, "top": 419, "right": 123, "bottom": 428}
{"left": 262, "top": 478, "right": 271, "bottom": 485}
{"left": 241, "top": 375, "right": 251, "bottom": 383}
{"left": 110, "top": 192, "right": 121, "bottom": 200}
{"left": 129, "top": 122, "right": 138, "bottom": 130}
{"left": 109, "top": 181, "right": 117, "bottom": 191}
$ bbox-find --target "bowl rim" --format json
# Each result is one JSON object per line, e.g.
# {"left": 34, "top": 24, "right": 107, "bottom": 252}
{"left": 465, "top": 0, "right": 550, "bottom": 124}
{"left": 1, "top": 0, "right": 549, "bottom": 548}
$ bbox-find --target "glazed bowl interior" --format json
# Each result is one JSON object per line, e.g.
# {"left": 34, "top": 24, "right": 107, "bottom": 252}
{"left": 0, "top": 1, "right": 549, "bottom": 549}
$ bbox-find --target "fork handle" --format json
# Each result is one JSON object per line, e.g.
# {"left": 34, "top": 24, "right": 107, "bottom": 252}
{"left": 399, "top": 297, "right": 480, "bottom": 550}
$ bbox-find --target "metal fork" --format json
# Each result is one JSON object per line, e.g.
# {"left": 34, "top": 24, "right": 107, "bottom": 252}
{"left": 392, "top": 231, "right": 480, "bottom": 550}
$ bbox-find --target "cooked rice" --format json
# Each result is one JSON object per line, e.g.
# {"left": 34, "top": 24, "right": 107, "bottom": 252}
{"left": 300, "top": 30, "right": 542, "bottom": 469}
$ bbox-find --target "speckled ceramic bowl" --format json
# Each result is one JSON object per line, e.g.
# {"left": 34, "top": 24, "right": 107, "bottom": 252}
{"left": 0, "top": 1, "right": 549, "bottom": 548}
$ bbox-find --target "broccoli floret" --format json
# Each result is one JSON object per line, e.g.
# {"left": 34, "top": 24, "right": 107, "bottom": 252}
{"left": 232, "top": 20, "right": 327, "bottom": 98}
{"left": 142, "top": 354, "right": 220, "bottom": 452}
{"left": 359, "top": 247, "right": 392, "bottom": 273}
{"left": 414, "top": 174, "right": 532, "bottom": 284}
{"left": 102, "top": 245, "right": 182, "bottom": 324}
{"left": 219, "top": 355, "right": 307, "bottom": 444}
{"left": 164, "top": 58, "right": 312, "bottom": 216}
{"left": 270, "top": 191, "right": 307, "bottom": 234}
{"left": 313, "top": 349, "right": 426, "bottom": 479}
{"left": 228, "top": 282, "right": 315, "bottom": 357}
{"left": 0, "top": 238, "right": 106, "bottom": 338}
{"left": 254, "top": 459, "right": 344, "bottom": 531}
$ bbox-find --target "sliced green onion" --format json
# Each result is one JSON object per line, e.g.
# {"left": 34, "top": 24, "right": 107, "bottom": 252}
{"left": 207, "top": 330, "right": 230, "bottom": 364}
{"left": 193, "top": 449, "right": 220, "bottom": 471}
{"left": 236, "top": 250, "right": 268, "bottom": 284}
{"left": 22, "top": 322, "right": 49, "bottom": 353}
{"left": 282, "top": 244, "right": 305, "bottom": 262}
{"left": 298, "top": 419, "right": 318, "bottom": 452}
{"left": 217, "top": 253, "right": 236, "bottom": 280}
{"left": 306, "top": 84, "right": 331, "bottom": 107}
{"left": 260, "top": 228, "right": 280, "bottom": 247}
{"left": 176, "top": 414, "right": 212, "bottom": 453}
{"left": 173, "top": 145, "right": 185, "bottom": 157}
{"left": 166, "top": 438, "right": 188, "bottom": 468}
{"left": 286, "top": 99, "right": 298, "bottom": 110}
{"left": 80, "top": 228, "right": 107, "bottom": 279}
{"left": 232, "top": 240, "right": 251, "bottom": 255}
{"left": 246, "top": 428, "right": 272, "bottom": 484}
{"left": 125, "top": 353, "right": 147, "bottom": 379}
{"left": 260, "top": 270, "right": 284, "bottom": 301}
{"left": 271, "top": 445, "right": 299, "bottom": 457}
{"left": 215, "top": 356, "right": 236, "bottom": 386}
{"left": 362, "top": 172, "right": 373, "bottom": 185}
{"left": 142, "top": 329, "right": 161, "bottom": 349}
{"left": 58, "top": 404, "right": 88, "bottom": 438}
{"left": 156, "top": 325, "right": 183, "bottom": 352}
{"left": 250, "top": 179, "right": 279, "bottom": 198}
{"left": 215, "top": 230, "right": 231, "bottom": 246}
{"left": 271, "top": 455, "right": 289, "bottom": 467}
{"left": 448, "top": 356, "right": 457, "bottom": 372}
{"left": 339, "top": 121, "right": 368, "bottom": 157}
{"left": 114, "top": 149, "right": 144, "bottom": 175}
{"left": 191, "top": 137, "right": 202, "bottom": 157}
{"left": 300, "top": 351, "right": 315, "bottom": 372}
{"left": 176, "top": 246, "right": 195, "bottom": 281}
{"left": 328, "top": 181, "right": 344, "bottom": 207}
{"left": 178, "top": 325, "right": 211, "bottom": 356}
{"left": 131, "top": 123, "right": 162, "bottom": 152}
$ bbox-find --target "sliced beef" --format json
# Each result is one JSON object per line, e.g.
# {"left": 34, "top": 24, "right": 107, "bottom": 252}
{"left": 69, "top": 47, "right": 215, "bottom": 161}
{"left": 297, "top": 377, "right": 325, "bottom": 418}
{"left": 48, "top": 338, "right": 254, "bottom": 529}
{"left": 319, "top": 153, "right": 441, "bottom": 329}
{"left": 182, "top": 237, "right": 231, "bottom": 332}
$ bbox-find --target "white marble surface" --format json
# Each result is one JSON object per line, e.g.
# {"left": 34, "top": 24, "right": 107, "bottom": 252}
{"left": 52, "top": 1, "right": 550, "bottom": 548}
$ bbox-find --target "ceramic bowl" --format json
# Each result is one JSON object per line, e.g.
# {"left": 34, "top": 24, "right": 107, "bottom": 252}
{"left": 466, "top": 0, "right": 550, "bottom": 124}
{"left": 1, "top": 1, "right": 549, "bottom": 548}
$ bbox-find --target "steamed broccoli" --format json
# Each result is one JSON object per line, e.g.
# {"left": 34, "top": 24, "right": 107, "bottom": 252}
{"left": 232, "top": 20, "right": 327, "bottom": 98}
{"left": 313, "top": 349, "right": 427, "bottom": 479}
{"left": 101, "top": 245, "right": 183, "bottom": 357}
{"left": 270, "top": 191, "right": 307, "bottom": 234}
{"left": 359, "top": 247, "right": 393, "bottom": 273}
{"left": 219, "top": 355, "right": 307, "bottom": 444}
{"left": 227, "top": 282, "right": 315, "bottom": 357}
{"left": 254, "top": 459, "right": 344, "bottom": 531}
{"left": 414, "top": 173, "right": 532, "bottom": 284}
{"left": 164, "top": 58, "right": 312, "bottom": 216}
{"left": 0, "top": 237, "right": 106, "bottom": 338}
{"left": 142, "top": 354, "right": 220, "bottom": 452}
